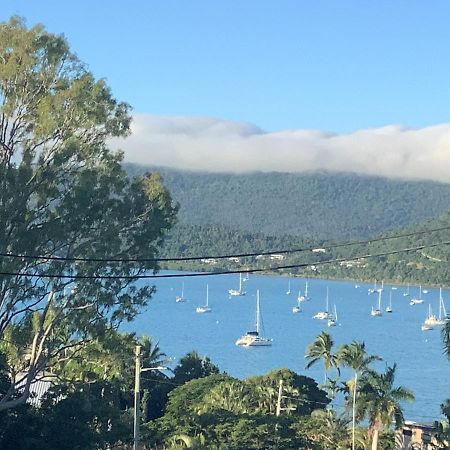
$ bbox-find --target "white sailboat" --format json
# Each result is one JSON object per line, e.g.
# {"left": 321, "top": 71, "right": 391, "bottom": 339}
{"left": 376, "top": 280, "right": 384, "bottom": 293}
{"left": 385, "top": 291, "right": 393, "bottom": 313}
{"left": 371, "top": 290, "right": 382, "bottom": 317}
{"left": 236, "top": 290, "right": 272, "bottom": 347}
{"left": 410, "top": 285, "right": 424, "bottom": 305}
{"left": 229, "top": 273, "right": 246, "bottom": 297}
{"left": 368, "top": 280, "right": 377, "bottom": 295}
{"left": 196, "top": 284, "right": 212, "bottom": 313}
{"left": 286, "top": 280, "right": 291, "bottom": 295}
{"left": 304, "top": 280, "right": 310, "bottom": 300}
{"left": 297, "top": 289, "right": 306, "bottom": 302}
{"left": 313, "top": 287, "right": 330, "bottom": 320}
{"left": 437, "top": 288, "right": 449, "bottom": 325}
{"left": 403, "top": 283, "right": 410, "bottom": 297}
{"left": 292, "top": 295, "right": 301, "bottom": 313}
{"left": 422, "top": 304, "right": 436, "bottom": 331}
{"left": 423, "top": 288, "right": 448, "bottom": 326}
{"left": 327, "top": 305, "right": 338, "bottom": 327}
{"left": 176, "top": 282, "right": 186, "bottom": 303}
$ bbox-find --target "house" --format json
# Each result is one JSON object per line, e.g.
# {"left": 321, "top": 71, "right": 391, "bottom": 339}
{"left": 395, "top": 420, "right": 442, "bottom": 449}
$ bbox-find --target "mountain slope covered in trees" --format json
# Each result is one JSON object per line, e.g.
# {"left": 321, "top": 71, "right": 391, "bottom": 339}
{"left": 125, "top": 164, "right": 450, "bottom": 240}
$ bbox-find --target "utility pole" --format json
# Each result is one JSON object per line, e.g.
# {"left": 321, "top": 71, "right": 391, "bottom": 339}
{"left": 352, "top": 372, "right": 357, "bottom": 450}
{"left": 133, "top": 345, "right": 142, "bottom": 450}
{"left": 276, "top": 379, "right": 283, "bottom": 417}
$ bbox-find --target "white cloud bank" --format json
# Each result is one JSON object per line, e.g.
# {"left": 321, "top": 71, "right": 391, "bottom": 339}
{"left": 111, "top": 114, "right": 450, "bottom": 183}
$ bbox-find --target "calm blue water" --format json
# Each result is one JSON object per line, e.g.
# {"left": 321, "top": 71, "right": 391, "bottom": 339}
{"left": 125, "top": 272, "right": 450, "bottom": 421}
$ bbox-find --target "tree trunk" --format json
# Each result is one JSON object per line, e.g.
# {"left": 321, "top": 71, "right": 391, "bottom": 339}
{"left": 371, "top": 423, "right": 380, "bottom": 450}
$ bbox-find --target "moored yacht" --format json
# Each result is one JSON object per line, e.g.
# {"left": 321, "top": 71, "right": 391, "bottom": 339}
{"left": 196, "top": 284, "right": 212, "bottom": 313}
{"left": 236, "top": 290, "right": 272, "bottom": 347}
{"left": 229, "top": 273, "right": 246, "bottom": 297}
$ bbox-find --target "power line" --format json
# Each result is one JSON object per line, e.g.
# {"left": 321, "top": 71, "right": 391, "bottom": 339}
{"left": 0, "top": 240, "right": 448, "bottom": 280}
{"left": 0, "top": 225, "right": 449, "bottom": 264}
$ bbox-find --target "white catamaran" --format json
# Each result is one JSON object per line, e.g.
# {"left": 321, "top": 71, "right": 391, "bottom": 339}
{"left": 313, "top": 287, "right": 330, "bottom": 320}
{"left": 236, "top": 290, "right": 272, "bottom": 347}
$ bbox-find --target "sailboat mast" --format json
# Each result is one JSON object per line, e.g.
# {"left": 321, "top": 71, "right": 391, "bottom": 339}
{"left": 378, "top": 290, "right": 382, "bottom": 310}
{"left": 326, "top": 287, "right": 329, "bottom": 312}
{"left": 256, "top": 290, "right": 260, "bottom": 333}
{"left": 206, "top": 284, "right": 209, "bottom": 307}
{"left": 239, "top": 273, "right": 242, "bottom": 291}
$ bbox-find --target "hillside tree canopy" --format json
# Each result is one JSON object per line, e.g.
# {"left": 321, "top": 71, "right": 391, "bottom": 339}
{"left": 0, "top": 17, "right": 177, "bottom": 411}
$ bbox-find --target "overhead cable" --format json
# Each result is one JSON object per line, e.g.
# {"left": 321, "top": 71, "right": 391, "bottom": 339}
{"left": 0, "top": 240, "right": 448, "bottom": 280}
{"left": 0, "top": 225, "right": 449, "bottom": 263}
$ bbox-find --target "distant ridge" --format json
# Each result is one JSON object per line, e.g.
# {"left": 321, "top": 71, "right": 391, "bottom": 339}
{"left": 124, "top": 163, "right": 450, "bottom": 241}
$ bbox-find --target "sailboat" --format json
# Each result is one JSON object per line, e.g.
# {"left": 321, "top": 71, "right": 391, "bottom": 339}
{"left": 235, "top": 290, "right": 272, "bottom": 346}
{"left": 422, "top": 304, "right": 436, "bottom": 331}
{"left": 176, "top": 282, "right": 186, "bottom": 303}
{"left": 286, "top": 280, "right": 291, "bottom": 295}
{"left": 403, "top": 283, "right": 410, "bottom": 297}
{"left": 229, "top": 273, "right": 246, "bottom": 297}
{"left": 368, "top": 280, "right": 377, "bottom": 295}
{"left": 297, "top": 289, "right": 306, "bottom": 302}
{"left": 303, "top": 280, "right": 310, "bottom": 300}
{"left": 410, "top": 285, "right": 424, "bottom": 305}
{"left": 292, "top": 296, "right": 301, "bottom": 313}
{"left": 438, "top": 288, "right": 449, "bottom": 325}
{"left": 371, "top": 290, "right": 382, "bottom": 317}
{"left": 376, "top": 280, "right": 384, "bottom": 293}
{"left": 196, "top": 284, "right": 212, "bottom": 313}
{"left": 313, "top": 287, "right": 330, "bottom": 320}
{"left": 327, "top": 305, "right": 338, "bottom": 327}
{"left": 423, "top": 288, "right": 448, "bottom": 326}
{"left": 385, "top": 291, "right": 393, "bottom": 313}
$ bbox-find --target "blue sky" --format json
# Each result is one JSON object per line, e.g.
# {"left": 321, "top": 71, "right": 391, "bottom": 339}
{"left": 2, "top": 1, "right": 450, "bottom": 133}
{"left": 2, "top": 2, "right": 450, "bottom": 181}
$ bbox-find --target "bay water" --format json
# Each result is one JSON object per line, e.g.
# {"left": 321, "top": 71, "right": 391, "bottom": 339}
{"left": 126, "top": 272, "right": 450, "bottom": 422}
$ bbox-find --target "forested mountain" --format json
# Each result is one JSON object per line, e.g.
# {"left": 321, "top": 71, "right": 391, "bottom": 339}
{"left": 125, "top": 164, "right": 450, "bottom": 240}
{"left": 159, "top": 215, "right": 450, "bottom": 287}
{"left": 125, "top": 164, "right": 450, "bottom": 284}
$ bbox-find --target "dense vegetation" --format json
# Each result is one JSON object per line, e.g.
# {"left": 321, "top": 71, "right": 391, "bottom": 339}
{"left": 5, "top": 328, "right": 450, "bottom": 449}
{"left": 125, "top": 164, "right": 450, "bottom": 240}
{"left": 159, "top": 213, "right": 450, "bottom": 287}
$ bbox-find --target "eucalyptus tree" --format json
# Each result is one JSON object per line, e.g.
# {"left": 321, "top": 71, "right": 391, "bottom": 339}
{"left": 305, "top": 331, "right": 341, "bottom": 382}
{"left": 0, "top": 17, "right": 177, "bottom": 411}
{"left": 357, "top": 364, "right": 414, "bottom": 450}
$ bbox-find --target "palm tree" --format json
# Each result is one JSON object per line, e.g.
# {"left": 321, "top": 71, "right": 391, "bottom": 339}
{"left": 310, "top": 409, "right": 365, "bottom": 450}
{"left": 338, "top": 341, "right": 381, "bottom": 375}
{"left": 357, "top": 364, "right": 414, "bottom": 450}
{"left": 139, "top": 335, "right": 168, "bottom": 369}
{"left": 337, "top": 341, "right": 382, "bottom": 450}
{"left": 305, "top": 331, "right": 340, "bottom": 382}
{"left": 442, "top": 321, "right": 450, "bottom": 360}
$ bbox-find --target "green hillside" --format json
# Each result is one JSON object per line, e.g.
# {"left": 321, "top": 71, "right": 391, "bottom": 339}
{"left": 125, "top": 164, "right": 450, "bottom": 240}
{"left": 159, "top": 216, "right": 450, "bottom": 287}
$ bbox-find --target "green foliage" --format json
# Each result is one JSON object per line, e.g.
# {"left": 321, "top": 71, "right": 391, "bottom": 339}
{"left": 126, "top": 163, "right": 450, "bottom": 241}
{"left": 145, "top": 367, "right": 330, "bottom": 450}
{"left": 0, "top": 381, "right": 132, "bottom": 450}
{"left": 172, "top": 351, "right": 220, "bottom": 385}
{"left": 0, "top": 17, "right": 177, "bottom": 410}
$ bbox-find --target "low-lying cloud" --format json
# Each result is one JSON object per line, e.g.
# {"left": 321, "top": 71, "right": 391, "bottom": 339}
{"left": 111, "top": 114, "right": 450, "bottom": 183}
